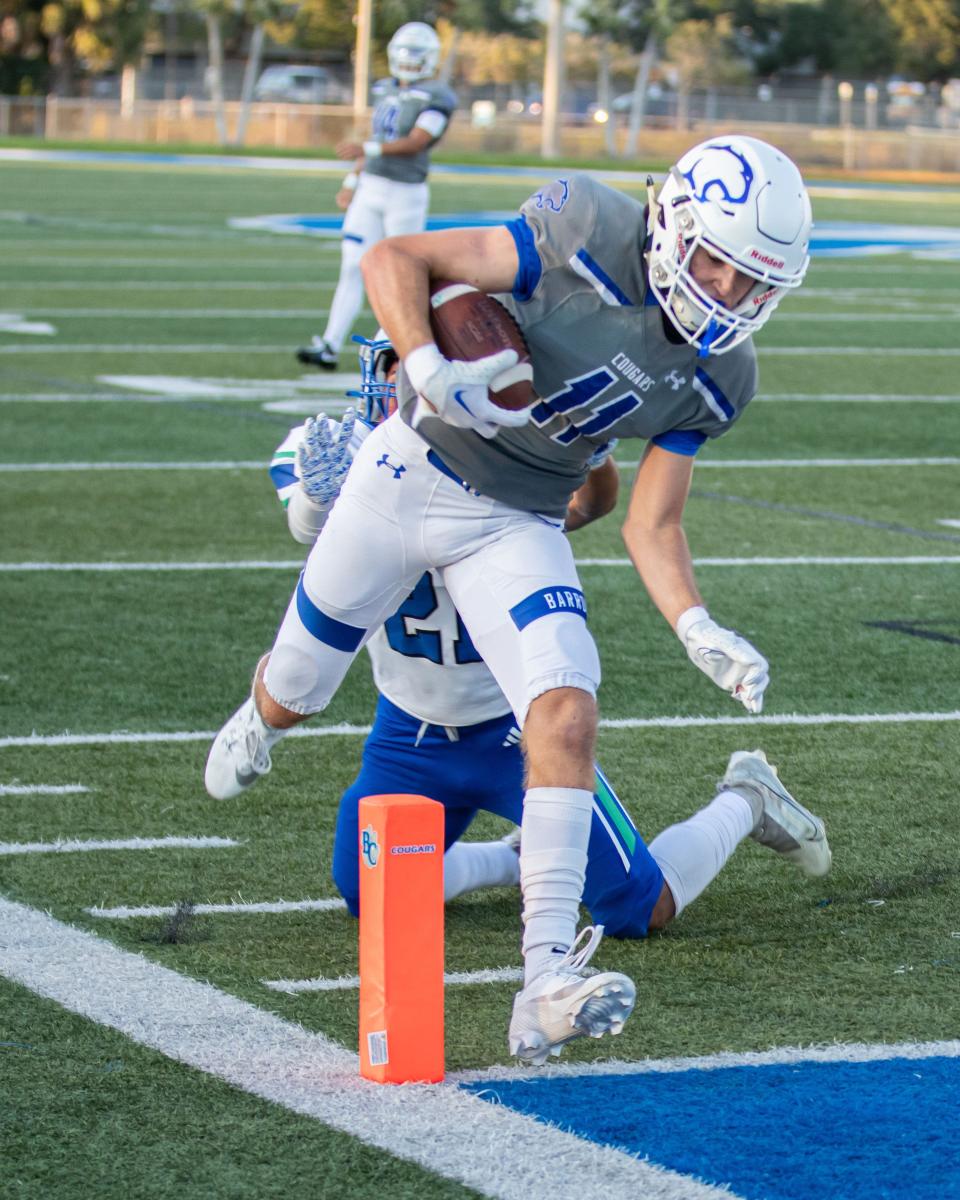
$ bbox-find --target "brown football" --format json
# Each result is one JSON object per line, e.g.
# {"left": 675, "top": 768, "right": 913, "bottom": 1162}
{"left": 428, "top": 281, "right": 537, "bottom": 411}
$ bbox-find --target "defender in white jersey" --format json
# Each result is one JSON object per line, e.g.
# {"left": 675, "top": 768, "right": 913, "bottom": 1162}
{"left": 297, "top": 22, "right": 456, "bottom": 371}
{"left": 265, "top": 343, "right": 830, "bottom": 963}
{"left": 207, "top": 136, "right": 815, "bottom": 1064}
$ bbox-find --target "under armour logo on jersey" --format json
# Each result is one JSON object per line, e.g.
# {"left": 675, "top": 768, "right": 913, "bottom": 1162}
{"left": 533, "top": 179, "right": 569, "bottom": 212}
{"left": 376, "top": 453, "right": 406, "bottom": 479}
{"left": 664, "top": 369, "right": 687, "bottom": 391}
{"left": 682, "top": 144, "right": 754, "bottom": 207}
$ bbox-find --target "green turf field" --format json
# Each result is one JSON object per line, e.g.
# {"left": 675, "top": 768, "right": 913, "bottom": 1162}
{"left": 1, "top": 155, "right": 959, "bottom": 1198}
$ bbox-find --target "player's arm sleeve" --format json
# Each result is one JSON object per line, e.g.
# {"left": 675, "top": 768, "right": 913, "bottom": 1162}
{"left": 268, "top": 423, "right": 307, "bottom": 507}
{"left": 505, "top": 175, "right": 601, "bottom": 302}
{"left": 651, "top": 357, "right": 758, "bottom": 456}
{"left": 413, "top": 109, "right": 450, "bottom": 140}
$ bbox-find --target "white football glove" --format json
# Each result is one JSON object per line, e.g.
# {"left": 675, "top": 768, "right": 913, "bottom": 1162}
{"left": 404, "top": 343, "right": 532, "bottom": 440}
{"left": 676, "top": 606, "right": 769, "bottom": 714}
{"left": 296, "top": 407, "right": 357, "bottom": 505}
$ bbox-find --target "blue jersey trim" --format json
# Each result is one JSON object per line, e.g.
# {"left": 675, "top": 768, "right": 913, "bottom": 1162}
{"left": 651, "top": 429, "right": 707, "bottom": 456}
{"left": 574, "top": 249, "right": 635, "bottom": 306}
{"left": 506, "top": 216, "right": 542, "bottom": 302}
{"left": 510, "top": 586, "right": 588, "bottom": 630}
{"left": 694, "top": 367, "right": 735, "bottom": 420}
{"left": 342, "top": 232, "right": 363, "bottom": 244}
{"left": 295, "top": 576, "right": 365, "bottom": 652}
{"left": 268, "top": 462, "right": 298, "bottom": 489}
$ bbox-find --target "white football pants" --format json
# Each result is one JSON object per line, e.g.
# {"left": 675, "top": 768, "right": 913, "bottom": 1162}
{"left": 262, "top": 414, "right": 601, "bottom": 725}
{"left": 321, "top": 174, "right": 430, "bottom": 354}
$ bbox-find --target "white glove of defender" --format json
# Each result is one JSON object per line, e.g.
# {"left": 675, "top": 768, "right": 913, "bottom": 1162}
{"left": 297, "top": 407, "right": 357, "bottom": 505}
{"left": 676, "top": 605, "right": 769, "bottom": 714}
{"left": 405, "top": 343, "right": 532, "bottom": 440}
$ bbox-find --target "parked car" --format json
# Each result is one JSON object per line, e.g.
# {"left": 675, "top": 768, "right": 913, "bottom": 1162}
{"left": 253, "top": 65, "right": 337, "bottom": 104}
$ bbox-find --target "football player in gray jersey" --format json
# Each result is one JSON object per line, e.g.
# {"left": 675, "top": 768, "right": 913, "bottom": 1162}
{"left": 297, "top": 22, "right": 456, "bottom": 371}
{"left": 207, "top": 135, "right": 813, "bottom": 1066}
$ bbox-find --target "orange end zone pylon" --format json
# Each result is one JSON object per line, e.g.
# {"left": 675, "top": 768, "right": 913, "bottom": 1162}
{"left": 358, "top": 794, "right": 445, "bottom": 1084}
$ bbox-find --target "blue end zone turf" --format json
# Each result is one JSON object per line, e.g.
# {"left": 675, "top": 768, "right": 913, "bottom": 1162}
{"left": 462, "top": 1056, "right": 960, "bottom": 1199}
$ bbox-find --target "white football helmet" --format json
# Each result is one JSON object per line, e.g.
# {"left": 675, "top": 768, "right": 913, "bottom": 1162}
{"left": 387, "top": 22, "right": 440, "bottom": 83}
{"left": 646, "top": 135, "right": 812, "bottom": 356}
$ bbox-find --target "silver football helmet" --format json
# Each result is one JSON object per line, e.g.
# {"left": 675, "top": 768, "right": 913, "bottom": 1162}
{"left": 646, "top": 135, "right": 812, "bottom": 356}
{"left": 387, "top": 22, "right": 440, "bottom": 83}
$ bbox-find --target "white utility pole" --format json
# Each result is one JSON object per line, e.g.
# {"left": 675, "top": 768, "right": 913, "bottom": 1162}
{"left": 541, "top": 0, "right": 566, "bottom": 158}
{"left": 353, "top": 0, "right": 373, "bottom": 121}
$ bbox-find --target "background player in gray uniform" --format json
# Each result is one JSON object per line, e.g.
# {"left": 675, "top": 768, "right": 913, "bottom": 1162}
{"left": 297, "top": 23, "right": 456, "bottom": 370}
{"left": 207, "top": 135, "right": 814, "bottom": 1066}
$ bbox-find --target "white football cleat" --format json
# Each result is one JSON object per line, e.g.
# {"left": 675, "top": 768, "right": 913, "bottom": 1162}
{"left": 721, "top": 749, "right": 832, "bottom": 877}
{"left": 509, "top": 926, "right": 636, "bottom": 1066}
{"left": 204, "top": 696, "right": 274, "bottom": 800}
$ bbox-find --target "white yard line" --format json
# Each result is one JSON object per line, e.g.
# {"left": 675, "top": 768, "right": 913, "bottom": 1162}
{"left": 0, "top": 783, "right": 89, "bottom": 795}
{"left": 264, "top": 967, "right": 525, "bottom": 994}
{"left": 2, "top": 343, "right": 959, "bottom": 357}
{"left": 754, "top": 394, "right": 960, "bottom": 403}
{"left": 88, "top": 897, "right": 348, "bottom": 919}
{"left": 2, "top": 710, "right": 959, "bottom": 751}
{"left": 0, "top": 344, "right": 306, "bottom": 354}
{"left": 3, "top": 456, "right": 958, "bottom": 473}
{"left": 5, "top": 280, "right": 337, "bottom": 290}
{"left": 2, "top": 556, "right": 959, "bottom": 573}
{"left": 0, "top": 896, "right": 738, "bottom": 1200}
{"left": 22, "top": 309, "right": 334, "bottom": 319}
{"left": 453, "top": 1038, "right": 960, "bottom": 1085}
{"left": 0, "top": 834, "right": 238, "bottom": 856}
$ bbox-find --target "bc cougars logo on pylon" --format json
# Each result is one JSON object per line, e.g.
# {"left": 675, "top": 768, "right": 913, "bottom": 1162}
{"left": 361, "top": 824, "right": 380, "bottom": 868}
{"left": 682, "top": 144, "right": 754, "bottom": 207}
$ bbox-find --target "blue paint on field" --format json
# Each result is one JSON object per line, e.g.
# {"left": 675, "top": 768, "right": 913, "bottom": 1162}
{"left": 462, "top": 1055, "right": 960, "bottom": 1200}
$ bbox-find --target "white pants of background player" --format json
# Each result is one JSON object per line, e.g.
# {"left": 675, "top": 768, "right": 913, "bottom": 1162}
{"left": 263, "top": 414, "right": 600, "bottom": 981}
{"left": 321, "top": 174, "right": 429, "bottom": 355}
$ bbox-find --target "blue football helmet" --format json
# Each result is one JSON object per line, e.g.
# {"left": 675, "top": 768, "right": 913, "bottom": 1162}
{"left": 348, "top": 333, "right": 398, "bottom": 424}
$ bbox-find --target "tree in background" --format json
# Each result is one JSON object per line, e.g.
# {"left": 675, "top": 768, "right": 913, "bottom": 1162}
{"left": 36, "top": 0, "right": 151, "bottom": 95}
{"left": 665, "top": 12, "right": 750, "bottom": 127}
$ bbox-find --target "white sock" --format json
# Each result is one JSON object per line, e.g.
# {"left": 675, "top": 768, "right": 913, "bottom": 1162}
{"left": 250, "top": 700, "right": 287, "bottom": 750}
{"left": 322, "top": 242, "right": 365, "bottom": 352}
{"left": 520, "top": 786, "right": 593, "bottom": 985}
{"left": 443, "top": 841, "right": 520, "bottom": 903}
{"left": 648, "top": 789, "right": 755, "bottom": 916}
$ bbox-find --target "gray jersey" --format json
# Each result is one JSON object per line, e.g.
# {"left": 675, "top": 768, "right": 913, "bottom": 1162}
{"left": 365, "top": 77, "right": 456, "bottom": 185}
{"left": 400, "top": 174, "right": 758, "bottom": 517}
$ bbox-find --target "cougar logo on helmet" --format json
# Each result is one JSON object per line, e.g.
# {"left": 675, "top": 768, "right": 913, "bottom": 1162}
{"left": 682, "top": 144, "right": 754, "bottom": 207}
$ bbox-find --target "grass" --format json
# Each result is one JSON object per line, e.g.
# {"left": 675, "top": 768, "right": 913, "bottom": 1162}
{"left": 1, "top": 154, "right": 959, "bottom": 1197}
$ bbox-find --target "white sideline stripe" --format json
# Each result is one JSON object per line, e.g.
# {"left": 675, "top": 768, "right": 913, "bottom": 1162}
{"left": 3, "top": 455, "right": 959, "bottom": 474}
{"left": 0, "top": 835, "right": 238, "bottom": 856}
{"left": 264, "top": 967, "right": 525, "bottom": 994}
{"left": 3, "top": 556, "right": 959, "bottom": 574}
{"left": 453, "top": 1038, "right": 960, "bottom": 1085}
{"left": 88, "top": 897, "right": 348, "bottom": 919}
{"left": 3, "top": 710, "right": 960, "bottom": 750}
{"left": 0, "top": 783, "right": 89, "bottom": 795}
{"left": 0, "top": 896, "right": 735, "bottom": 1200}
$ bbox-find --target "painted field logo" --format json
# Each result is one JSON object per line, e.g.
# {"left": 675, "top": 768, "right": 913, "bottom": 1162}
{"left": 390, "top": 843, "right": 438, "bottom": 856}
{"left": 361, "top": 824, "right": 380, "bottom": 868}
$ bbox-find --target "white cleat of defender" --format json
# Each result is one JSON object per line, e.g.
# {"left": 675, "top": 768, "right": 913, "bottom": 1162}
{"left": 721, "top": 748, "right": 832, "bottom": 877}
{"left": 509, "top": 925, "right": 636, "bottom": 1066}
{"left": 204, "top": 696, "right": 274, "bottom": 800}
